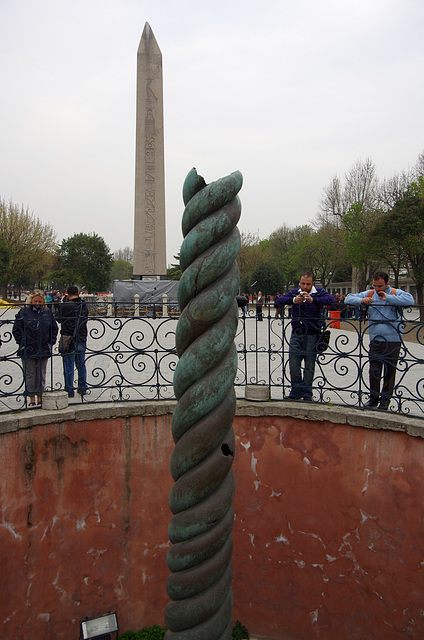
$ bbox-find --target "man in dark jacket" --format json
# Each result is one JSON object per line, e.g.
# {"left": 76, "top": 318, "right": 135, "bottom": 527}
{"left": 275, "top": 271, "right": 335, "bottom": 401}
{"left": 58, "top": 286, "right": 89, "bottom": 397}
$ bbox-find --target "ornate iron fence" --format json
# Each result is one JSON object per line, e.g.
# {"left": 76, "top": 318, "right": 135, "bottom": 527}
{"left": 1, "top": 302, "right": 424, "bottom": 417}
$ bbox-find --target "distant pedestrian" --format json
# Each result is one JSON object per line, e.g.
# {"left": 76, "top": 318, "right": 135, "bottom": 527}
{"left": 256, "top": 291, "right": 264, "bottom": 321}
{"left": 236, "top": 293, "right": 249, "bottom": 317}
{"left": 52, "top": 290, "right": 62, "bottom": 316}
{"left": 274, "top": 293, "right": 282, "bottom": 318}
{"left": 328, "top": 292, "right": 341, "bottom": 329}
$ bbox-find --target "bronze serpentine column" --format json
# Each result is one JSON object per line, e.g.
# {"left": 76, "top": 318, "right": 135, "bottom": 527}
{"left": 164, "top": 168, "right": 243, "bottom": 640}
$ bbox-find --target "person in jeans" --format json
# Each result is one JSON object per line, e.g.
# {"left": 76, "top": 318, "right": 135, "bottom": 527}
{"left": 276, "top": 272, "right": 334, "bottom": 401}
{"left": 345, "top": 270, "right": 414, "bottom": 410}
{"left": 58, "top": 286, "right": 89, "bottom": 397}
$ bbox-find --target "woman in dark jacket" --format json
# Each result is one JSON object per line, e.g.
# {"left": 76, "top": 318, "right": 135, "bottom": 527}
{"left": 12, "top": 289, "right": 58, "bottom": 406}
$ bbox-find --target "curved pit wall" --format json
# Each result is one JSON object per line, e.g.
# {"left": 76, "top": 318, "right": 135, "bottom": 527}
{"left": 0, "top": 400, "right": 423, "bottom": 640}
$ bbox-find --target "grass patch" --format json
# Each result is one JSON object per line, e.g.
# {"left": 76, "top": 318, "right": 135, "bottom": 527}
{"left": 117, "top": 620, "right": 249, "bottom": 639}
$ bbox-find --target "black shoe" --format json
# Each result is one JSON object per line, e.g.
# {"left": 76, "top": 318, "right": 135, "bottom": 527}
{"left": 364, "top": 399, "right": 378, "bottom": 409}
{"left": 378, "top": 401, "right": 390, "bottom": 411}
{"left": 303, "top": 396, "right": 313, "bottom": 402}
{"left": 68, "top": 393, "right": 75, "bottom": 398}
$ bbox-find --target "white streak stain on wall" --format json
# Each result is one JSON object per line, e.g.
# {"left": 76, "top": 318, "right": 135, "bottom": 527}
{"left": 362, "top": 468, "right": 372, "bottom": 494}
{"left": 251, "top": 452, "right": 258, "bottom": 475}
{"left": 0, "top": 523, "right": 22, "bottom": 540}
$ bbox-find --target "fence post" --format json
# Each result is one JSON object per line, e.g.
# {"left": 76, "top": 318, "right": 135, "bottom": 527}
{"left": 107, "top": 295, "right": 113, "bottom": 317}
{"left": 162, "top": 293, "right": 168, "bottom": 317}
{"left": 134, "top": 294, "right": 140, "bottom": 317}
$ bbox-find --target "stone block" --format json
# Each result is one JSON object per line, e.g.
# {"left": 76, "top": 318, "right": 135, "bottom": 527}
{"left": 42, "top": 391, "right": 69, "bottom": 411}
{"left": 245, "top": 385, "right": 269, "bottom": 402}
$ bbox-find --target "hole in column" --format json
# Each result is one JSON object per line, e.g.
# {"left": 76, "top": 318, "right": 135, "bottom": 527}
{"left": 221, "top": 443, "right": 234, "bottom": 457}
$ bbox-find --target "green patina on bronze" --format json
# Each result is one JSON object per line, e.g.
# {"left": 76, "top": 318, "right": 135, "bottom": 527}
{"left": 165, "top": 168, "right": 242, "bottom": 640}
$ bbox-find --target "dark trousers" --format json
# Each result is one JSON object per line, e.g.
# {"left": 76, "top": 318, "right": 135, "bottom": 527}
{"left": 288, "top": 332, "right": 319, "bottom": 399}
{"left": 368, "top": 340, "right": 401, "bottom": 401}
{"left": 22, "top": 357, "right": 48, "bottom": 396}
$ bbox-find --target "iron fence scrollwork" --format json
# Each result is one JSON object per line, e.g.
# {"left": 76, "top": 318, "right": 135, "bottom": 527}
{"left": 1, "top": 302, "right": 424, "bottom": 419}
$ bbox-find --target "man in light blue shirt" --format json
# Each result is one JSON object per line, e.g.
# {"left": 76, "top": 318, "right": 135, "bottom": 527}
{"left": 345, "top": 270, "right": 414, "bottom": 410}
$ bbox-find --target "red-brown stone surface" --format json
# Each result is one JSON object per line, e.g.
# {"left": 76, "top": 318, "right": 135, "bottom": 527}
{"left": 233, "top": 416, "right": 424, "bottom": 639}
{"left": 1, "top": 411, "right": 423, "bottom": 639}
{"left": 1, "top": 415, "right": 174, "bottom": 640}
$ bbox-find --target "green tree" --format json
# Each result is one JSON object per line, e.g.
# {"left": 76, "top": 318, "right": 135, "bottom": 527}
{"left": 111, "top": 259, "right": 133, "bottom": 282}
{"left": 332, "top": 262, "right": 354, "bottom": 283}
{"left": 237, "top": 230, "right": 262, "bottom": 291}
{"left": 290, "top": 222, "right": 350, "bottom": 287}
{"left": 0, "top": 198, "right": 57, "bottom": 299}
{"left": 267, "top": 224, "right": 313, "bottom": 289}
{"left": 249, "top": 260, "right": 284, "bottom": 296}
{"left": 33, "top": 250, "right": 57, "bottom": 290}
{"left": 374, "top": 179, "right": 424, "bottom": 316}
{"left": 166, "top": 255, "right": 182, "bottom": 280}
{"left": 58, "top": 232, "right": 113, "bottom": 292}
{"left": 0, "top": 239, "right": 11, "bottom": 291}
{"left": 342, "top": 202, "right": 380, "bottom": 271}
{"left": 376, "top": 172, "right": 415, "bottom": 286}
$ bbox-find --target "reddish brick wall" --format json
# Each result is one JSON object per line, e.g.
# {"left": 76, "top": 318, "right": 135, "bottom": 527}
{"left": 1, "top": 405, "right": 423, "bottom": 640}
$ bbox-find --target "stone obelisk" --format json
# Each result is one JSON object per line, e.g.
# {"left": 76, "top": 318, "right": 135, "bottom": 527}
{"left": 133, "top": 23, "right": 166, "bottom": 279}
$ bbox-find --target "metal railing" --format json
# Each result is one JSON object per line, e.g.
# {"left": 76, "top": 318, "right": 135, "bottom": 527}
{"left": 1, "top": 302, "right": 424, "bottom": 418}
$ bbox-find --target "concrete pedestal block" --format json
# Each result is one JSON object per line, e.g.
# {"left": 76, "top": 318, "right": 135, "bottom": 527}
{"left": 42, "top": 391, "right": 69, "bottom": 411}
{"left": 245, "top": 385, "right": 269, "bottom": 402}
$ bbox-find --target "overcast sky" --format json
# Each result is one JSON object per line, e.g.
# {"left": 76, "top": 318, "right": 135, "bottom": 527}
{"left": 1, "top": 0, "right": 423, "bottom": 266}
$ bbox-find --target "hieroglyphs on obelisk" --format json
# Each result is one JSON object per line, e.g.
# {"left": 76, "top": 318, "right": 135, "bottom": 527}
{"left": 133, "top": 23, "right": 166, "bottom": 278}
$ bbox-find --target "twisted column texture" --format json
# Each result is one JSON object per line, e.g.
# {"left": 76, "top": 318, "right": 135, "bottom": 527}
{"left": 164, "top": 168, "right": 243, "bottom": 640}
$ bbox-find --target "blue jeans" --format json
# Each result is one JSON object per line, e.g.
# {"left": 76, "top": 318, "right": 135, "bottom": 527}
{"left": 288, "top": 332, "right": 319, "bottom": 399}
{"left": 62, "top": 341, "right": 87, "bottom": 395}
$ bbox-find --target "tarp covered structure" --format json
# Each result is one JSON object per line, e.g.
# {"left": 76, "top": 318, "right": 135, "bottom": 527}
{"left": 113, "top": 280, "right": 179, "bottom": 304}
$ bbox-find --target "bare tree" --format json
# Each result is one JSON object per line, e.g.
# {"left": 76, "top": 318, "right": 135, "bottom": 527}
{"left": 414, "top": 149, "right": 424, "bottom": 179}
{"left": 237, "top": 230, "right": 262, "bottom": 286}
{"left": 320, "top": 158, "right": 380, "bottom": 291}
{"left": 113, "top": 246, "right": 134, "bottom": 263}
{"left": 344, "top": 158, "right": 379, "bottom": 210}
{"left": 379, "top": 170, "right": 415, "bottom": 211}
{"left": 319, "top": 176, "right": 346, "bottom": 223}
{"left": 320, "top": 158, "right": 379, "bottom": 221}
